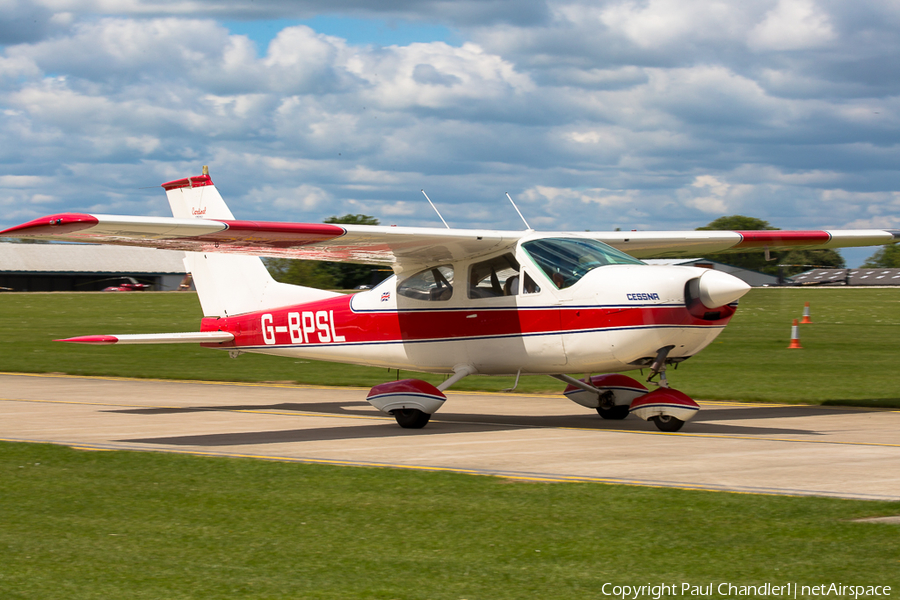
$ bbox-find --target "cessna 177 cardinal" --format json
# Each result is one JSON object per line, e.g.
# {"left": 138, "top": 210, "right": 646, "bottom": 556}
{"left": 2, "top": 168, "right": 897, "bottom": 432}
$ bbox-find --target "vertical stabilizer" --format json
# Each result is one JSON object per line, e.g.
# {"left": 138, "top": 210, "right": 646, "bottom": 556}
{"left": 161, "top": 167, "right": 339, "bottom": 317}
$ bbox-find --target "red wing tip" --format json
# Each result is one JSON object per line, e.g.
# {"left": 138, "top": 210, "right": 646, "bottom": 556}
{"left": 56, "top": 335, "right": 118, "bottom": 345}
{"left": 0, "top": 213, "right": 99, "bottom": 237}
{"left": 734, "top": 230, "right": 831, "bottom": 248}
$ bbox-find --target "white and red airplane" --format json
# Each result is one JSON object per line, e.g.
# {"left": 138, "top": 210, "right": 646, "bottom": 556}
{"left": 2, "top": 168, "right": 897, "bottom": 431}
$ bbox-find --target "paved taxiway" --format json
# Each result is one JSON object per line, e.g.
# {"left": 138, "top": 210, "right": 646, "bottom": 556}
{"left": 2, "top": 372, "right": 899, "bottom": 500}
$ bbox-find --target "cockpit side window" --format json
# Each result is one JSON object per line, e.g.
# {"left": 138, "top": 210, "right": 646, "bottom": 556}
{"left": 522, "top": 238, "right": 644, "bottom": 289}
{"left": 397, "top": 265, "right": 454, "bottom": 301}
{"left": 468, "top": 253, "right": 520, "bottom": 299}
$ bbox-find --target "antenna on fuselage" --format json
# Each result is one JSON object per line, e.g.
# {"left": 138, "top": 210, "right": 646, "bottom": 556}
{"left": 506, "top": 192, "right": 532, "bottom": 231}
{"left": 421, "top": 190, "right": 450, "bottom": 229}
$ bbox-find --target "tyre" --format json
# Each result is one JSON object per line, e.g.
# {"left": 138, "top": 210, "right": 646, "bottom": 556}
{"left": 650, "top": 415, "right": 685, "bottom": 432}
{"left": 393, "top": 409, "right": 431, "bottom": 429}
{"left": 596, "top": 404, "right": 630, "bottom": 420}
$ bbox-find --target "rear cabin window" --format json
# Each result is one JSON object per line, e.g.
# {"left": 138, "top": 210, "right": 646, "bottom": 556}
{"left": 522, "top": 238, "right": 644, "bottom": 289}
{"left": 468, "top": 254, "right": 520, "bottom": 299}
{"left": 397, "top": 265, "right": 454, "bottom": 301}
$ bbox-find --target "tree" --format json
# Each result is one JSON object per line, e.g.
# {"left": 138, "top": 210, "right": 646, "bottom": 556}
{"left": 263, "top": 214, "right": 382, "bottom": 289}
{"left": 695, "top": 215, "right": 846, "bottom": 276}
{"left": 696, "top": 215, "right": 781, "bottom": 274}
{"left": 862, "top": 244, "right": 900, "bottom": 268}
{"left": 264, "top": 257, "right": 337, "bottom": 289}
{"left": 325, "top": 214, "right": 380, "bottom": 227}
{"left": 697, "top": 216, "right": 777, "bottom": 231}
{"left": 322, "top": 214, "right": 384, "bottom": 289}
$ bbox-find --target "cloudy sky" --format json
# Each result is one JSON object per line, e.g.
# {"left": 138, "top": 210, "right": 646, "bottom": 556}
{"left": 2, "top": 0, "right": 899, "bottom": 264}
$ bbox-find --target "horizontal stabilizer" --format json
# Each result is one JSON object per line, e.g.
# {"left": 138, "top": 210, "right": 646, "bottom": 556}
{"left": 56, "top": 332, "right": 235, "bottom": 345}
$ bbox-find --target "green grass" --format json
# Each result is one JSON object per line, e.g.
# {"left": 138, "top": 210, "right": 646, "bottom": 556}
{"left": 1, "top": 442, "right": 899, "bottom": 600}
{"left": 0, "top": 289, "right": 898, "bottom": 404}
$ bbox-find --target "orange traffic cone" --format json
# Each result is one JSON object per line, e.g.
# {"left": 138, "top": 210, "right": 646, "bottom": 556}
{"left": 788, "top": 318, "right": 803, "bottom": 349}
{"left": 800, "top": 302, "right": 813, "bottom": 324}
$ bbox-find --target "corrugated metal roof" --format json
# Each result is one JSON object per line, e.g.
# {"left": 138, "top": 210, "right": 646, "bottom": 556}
{"left": 793, "top": 268, "right": 900, "bottom": 286}
{"left": 642, "top": 257, "right": 782, "bottom": 287}
{"left": 0, "top": 242, "right": 186, "bottom": 274}
{"left": 642, "top": 258, "right": 704, "bottom": 265}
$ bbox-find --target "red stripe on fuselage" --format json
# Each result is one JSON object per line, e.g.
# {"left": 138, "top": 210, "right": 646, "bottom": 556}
{"left": 201, "top": 295, "right": 737, "bottom": 348}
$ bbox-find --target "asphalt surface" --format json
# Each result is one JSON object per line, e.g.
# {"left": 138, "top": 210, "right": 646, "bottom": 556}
{"left": 2, "top": 372, "right": 899, "bottom": 500}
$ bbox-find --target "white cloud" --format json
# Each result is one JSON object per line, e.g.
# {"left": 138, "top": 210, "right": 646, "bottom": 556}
{"left": 0, "top": 1, "right": 898, "bottom": 268}
{"left": 0, "top": 175, "right": 47, "bottom": 187}
{"left": 748, "top": 0, "right": 835, "bottom": 51}
{"left": 250, "top": 183, "right": 332, "bottom": 211}
{"left": 349, "top": 42, "right": 534, "bottom": 111}
{"left": 684, "top": 175, "right": 735, "bottom": 213}
{"left": 599, "top": 0, "right": 746, "bottom": 50}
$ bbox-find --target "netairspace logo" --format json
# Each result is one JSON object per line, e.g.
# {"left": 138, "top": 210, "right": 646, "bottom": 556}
{"left": 600, "top": 583, "right": 893, "bottom": 600}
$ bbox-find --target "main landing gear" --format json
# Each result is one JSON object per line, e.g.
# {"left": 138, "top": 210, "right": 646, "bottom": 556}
{"left": 364, "top": 356, "right": 699, "bottom": 432}
{"left": 596, "top": 403, "right": 630, "bottom": 420}
{"left": 557, "top": 372, "right": 698, "bottom": 432}
{"left": 392, "top": 408, "right": 431, "bottom": 429}
{"left": 650, "top": 414, "right": 684, "bottom": 432}
{"left": 555, "top": 347, "right": 700, "bottom": 432}
{"left": 365, "top": 366, "right": 477, "bottom": 429}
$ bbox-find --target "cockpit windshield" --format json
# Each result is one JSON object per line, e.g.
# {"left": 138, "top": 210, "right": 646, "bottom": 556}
{"left": 522, "top": 237, "right": 644, "bottom": 289}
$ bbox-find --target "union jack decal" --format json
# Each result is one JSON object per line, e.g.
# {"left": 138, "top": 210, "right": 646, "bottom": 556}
{"left": 381, "top": 291, "right": 391, "bottom": 302}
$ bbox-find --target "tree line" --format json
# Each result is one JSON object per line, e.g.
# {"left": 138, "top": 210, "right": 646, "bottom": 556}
{"left": 697, "top": 215, "right": 899, "bottom": 272}
{"left": 263, "top": 214, "right": 389, "bottom": 290}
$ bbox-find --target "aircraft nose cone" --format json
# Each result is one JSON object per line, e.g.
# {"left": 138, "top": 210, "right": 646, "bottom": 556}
{"left": 698, "top": 269, "right": 751, "bottom": 308}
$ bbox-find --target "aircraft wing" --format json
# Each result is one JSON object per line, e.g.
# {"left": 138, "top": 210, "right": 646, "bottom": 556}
{"left": 0, "top": 212, "right": 516, "bottom": 269}
{"left": 2, "top": 212, "right": 897, "bottom": 266}
{"left": 585, "top": 229, "right": 900, "bottom": 258}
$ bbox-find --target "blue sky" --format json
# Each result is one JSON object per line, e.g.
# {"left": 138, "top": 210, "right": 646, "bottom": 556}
{"left": 224, "top": 16, "right": 460, "bottom": 49}
{"left": 1, "top": 0, "right": 899, "bottom": 266}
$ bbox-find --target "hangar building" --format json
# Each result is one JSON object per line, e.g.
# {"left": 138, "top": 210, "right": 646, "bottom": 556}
{"left": 641, "top": 258, "right": 782, "bottom": 287}
{"left": 0, "top": 242, "right": 188, "bottom": 292}
{"left": 792, "top": 268, "right": 900, "bottom": 286}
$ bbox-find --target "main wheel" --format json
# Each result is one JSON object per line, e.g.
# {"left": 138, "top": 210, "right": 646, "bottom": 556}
{"left": 596, "top": 404, "right": 630, "bottom": 420}
{"left": 393, "top": 409, "right": 431, "bottom": 429}
{"left": 650, "top": 415, "right": 685, "bottom": 432}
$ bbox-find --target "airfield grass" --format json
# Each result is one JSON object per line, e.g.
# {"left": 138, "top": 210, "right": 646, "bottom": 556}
{"left": 1, "top": 441, "right": 899, "bottom": 600}
{"left": 0, "top": 288, "right": 898, "bottom": 405}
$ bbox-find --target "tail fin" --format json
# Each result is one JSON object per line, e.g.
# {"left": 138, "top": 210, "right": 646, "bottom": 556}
{"left": 162, "top": 167, "right": 339, "bottom": 317}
